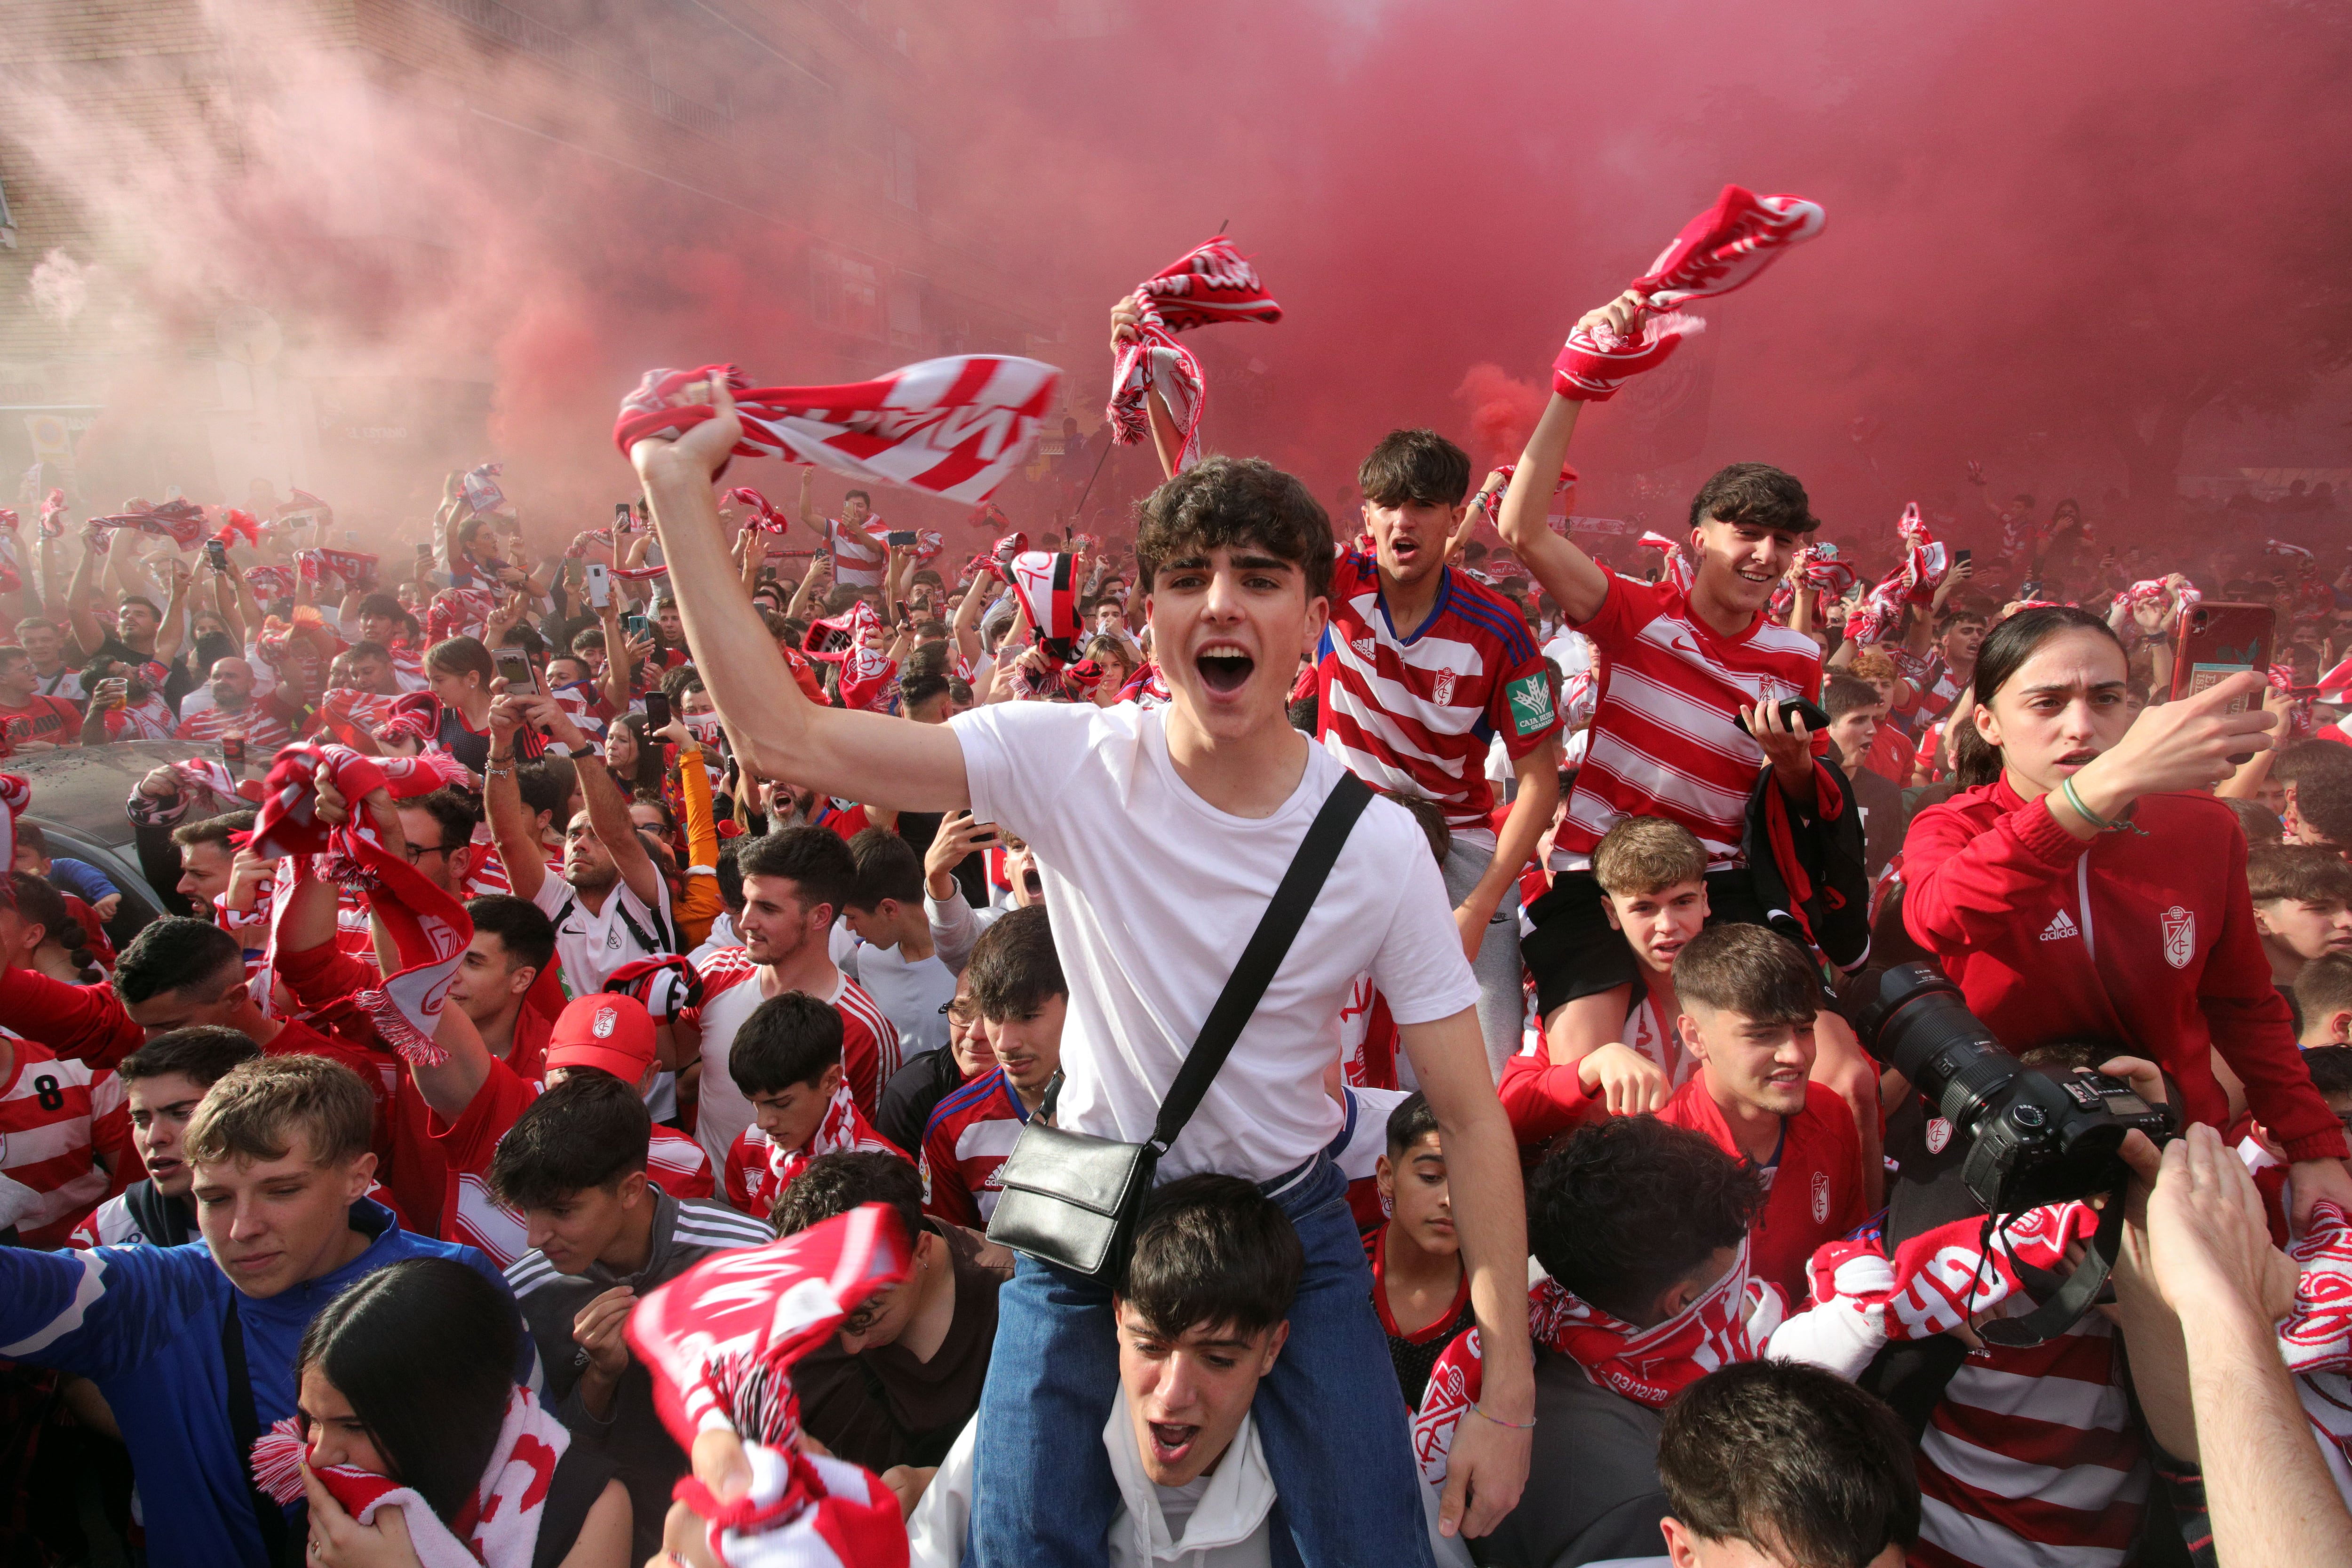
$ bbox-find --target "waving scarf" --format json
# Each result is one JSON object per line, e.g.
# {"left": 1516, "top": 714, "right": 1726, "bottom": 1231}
{"left": 1844, "top": 504, "right": 1950, "bottom": 645}
{"left": 625, "top": 1204, "right": 914, "bottom": 1568}
{"left": 244, "top": 564, "right": 295, "bottom": 601}
{"left": 1107, "top": 236, "right": 1282, "bottom": 472}
{"left": 250, "top": 1388, "right": 571, "bottom": 1568}
{"left": 802, "top": 601, "right": 897, "bottom": 712}
{"left": 428, "top": 587, "right": 496, "bottom": 645}
{"left": 38, "top": 488, "right": 66, "bottom": 541}
{"left": 614, "top": 357, "right": 1060, "bottom": 504}
{"left": 1637, "top": 531, "right": 1696, "bottom": 596}
{"left": 612, "top": 562, "right": 670, "bottom": 584}
{"left": 311, "top": 547, "right": 378, "bottom": 589}
{"left": 1478, "top": 462, "right": 1578, "bottom": 525}
{"left": 90, "top": 498, "right": 209, "bottom": 550}
{"left": 461, "top": 462, "right": 510, "bottom": 516}
{"left": 1554, "top": 185, "right": 1825, "bottom": 401}
{"left": 213, "top": 509, "right": 263, "bottom": 550}
{"left": 1771, "top": 543, "right": 1858, "bottom": 621}
{"left": 247, "top": 745, "right": 473, "bottom": 1063}
{"left": 274, "top": 486, "right": 329, "bottom": 520}
{"left": 726, "top": 486, "right": 791, "bottom": 535}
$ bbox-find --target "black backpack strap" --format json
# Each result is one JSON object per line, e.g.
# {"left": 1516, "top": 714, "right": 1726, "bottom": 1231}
{"left": 219, "top": 1294, "right": 292, "bottom": 1563}
{"left": 124, "top": 1179, "right": 191, "bottom": 1247}
{"left": 1147, "top": 773, "right": 1374, "bottom": 1157}
{"left": 611, "top": 895, "right": 678, "bottom": 963}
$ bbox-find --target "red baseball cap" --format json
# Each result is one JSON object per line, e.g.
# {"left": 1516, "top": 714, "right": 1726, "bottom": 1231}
{"left": 545, "top": 993, "right": 656, "bottom": 1083}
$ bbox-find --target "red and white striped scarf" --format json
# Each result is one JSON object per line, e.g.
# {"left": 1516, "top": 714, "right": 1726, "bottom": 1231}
{"left": 2280, "top": 1201, "right": 2352, "bottom": 1479}
{"left": 626, "top": 1204, "right": 914, "bottom": 1567}
{"left": 1637, "top": 530, "right": 1695, "bottom": 596}
{"left": 244, "top": 564, "right": 295, "bottom": 601}
{"left": 428, "top": 587, "right": 496, "bottom": 645}
{"left": 38, "top": 488, "right": 66, "bottom": 541}
{"left": 89, "top": 498, "right": 210, "bottom": 550}
{"left": 614, "top": 357, "right": 1061, "bottom": 504}
{"left": 1805, "top": 1200, "right": 2103, "bottom": 1340}
{"left": 304, "top": 547, "right": 377, "bottom": 590}
{"left": 1116, "top": 661, "right": 1171, "bottom": 708}
{"left": 1554, "top": 185, "right": 1825, "bottom": 401}
{"left": 1478, "top": 462, "right": 1577, "bottom": 525}
{"left": 247, "top": 744, "right": 472, "bottom": 1063}
{"left": 274, "top": 487, "right": 329, "bottom": 520}
{"left": 1411, "top": 1238, "right": 1785, "bottom": 1486}
{"left": 1844, "top": 503, "right": 1950, "bottom": 645}
{"left": 250, "top": 1387, "right": 570, "bottom": 1568}
{"left": 1107, "top": 236, "right": 1282, "bottom": 473}
{"left": 802, "top": 600, "right": 896, "bottom": 712}
{"left": 726, "top": 486, "right": 791, "bottom": 535}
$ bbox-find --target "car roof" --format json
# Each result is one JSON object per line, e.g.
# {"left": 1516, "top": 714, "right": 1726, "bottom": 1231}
{"left": 14, "top": 740, "right": 223, "bottom": 852}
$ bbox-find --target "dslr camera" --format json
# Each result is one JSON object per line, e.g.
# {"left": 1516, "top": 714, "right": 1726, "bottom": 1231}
{"left": 1850, "top": 963, "right": 2176, "bottom": 1215}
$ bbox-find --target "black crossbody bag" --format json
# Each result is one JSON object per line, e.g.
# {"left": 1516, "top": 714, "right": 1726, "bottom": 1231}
{"left": 986, "top": 773, "right": 1374, "bottom": 1283}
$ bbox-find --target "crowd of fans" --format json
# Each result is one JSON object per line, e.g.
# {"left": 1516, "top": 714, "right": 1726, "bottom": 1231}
{"left": 0, "top": 274, "right": 2349, "bottom": 1568}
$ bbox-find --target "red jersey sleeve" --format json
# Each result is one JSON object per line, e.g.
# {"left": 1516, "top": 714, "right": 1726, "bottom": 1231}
{"left": 1484, "top": 637, "right": 1565, "bottom": 761}
{"left": 1496, "top": 1054, "right": 1598, "bottom": 1159}
{"left": 274, "top": 938, "right": 381, "bottom": 1015}
{"left": 920, "top": 1116, "right": 981, "bottom": 1229}
{"left": 1901, "top": 793, "right": 2086, "bottom": 956}
{"left": 0, "top": 965, "right": 142, "bottom": 1070}
{"left": 429, "top": 1056, "right": 536, "bottom": 1178}
{"left": 1565, "top": 574, "right": 1665, "bottom": 658}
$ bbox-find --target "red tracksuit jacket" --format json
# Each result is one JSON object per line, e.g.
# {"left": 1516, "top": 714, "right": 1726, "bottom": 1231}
{"left": 1902, "top": 779, "right": 2347, "bottom": 1163}
{"left": 1658, "top": 1075, "right": 1866, "bottom": 1305}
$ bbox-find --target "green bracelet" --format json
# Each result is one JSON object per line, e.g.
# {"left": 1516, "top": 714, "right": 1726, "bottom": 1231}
{"left": 2060, "top": 773, "right": 2146, "bottom": 836}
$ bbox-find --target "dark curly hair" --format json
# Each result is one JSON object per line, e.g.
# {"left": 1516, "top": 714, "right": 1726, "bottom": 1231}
{"left": 1687, "top": 462, "right": 1818, "bottom": 536}
{"left": 1527, "top": 1116, "right": 1763, "bottom": 1323}
{"left": 1136, "top": 457, "right": 1334, "bottom": 604}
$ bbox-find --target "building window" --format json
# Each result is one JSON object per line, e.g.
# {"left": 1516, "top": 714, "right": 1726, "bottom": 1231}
{"left": 812, "top": 247, "right": 885, "bottom": 341}
{"left": 885, "top": 127, "right": 918, "bottom": 210}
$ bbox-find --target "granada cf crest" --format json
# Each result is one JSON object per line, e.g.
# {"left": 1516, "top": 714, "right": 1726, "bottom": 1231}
{"left": 2161, "top": 905, "right": 2195, "bottom": 971}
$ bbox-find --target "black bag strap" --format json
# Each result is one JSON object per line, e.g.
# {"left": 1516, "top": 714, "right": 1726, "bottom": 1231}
{"left": 219, "top": 1294, "right": 292, "bottom": 1563}
{"left": 1145, "top": 773, "right": 1375, "bottom": 1157}
{"left": 125, "top": 1178, "right": 191, "bottom": 1247}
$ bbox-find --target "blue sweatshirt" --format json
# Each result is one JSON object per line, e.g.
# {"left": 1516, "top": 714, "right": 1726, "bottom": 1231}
{"left": 45, "top": 857, "right": 120, "bottom": 905}
{"left": 0, "top": 1200, "right": 515, "bottom": 1568}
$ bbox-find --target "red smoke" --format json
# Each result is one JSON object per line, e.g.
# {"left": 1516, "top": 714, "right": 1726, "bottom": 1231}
{"left": 8, "top": 0, "right": 2350, "bottom": 567}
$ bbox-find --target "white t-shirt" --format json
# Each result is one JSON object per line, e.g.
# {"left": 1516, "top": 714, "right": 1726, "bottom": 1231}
{"left": 529, "top": 872, "right": 676, "bottom": 996}
{"left": 953, "top": 701, "right": 1480, "bottom": 1182}
{"left": 842, "top": 939, "right": 958, "bottom": 1059}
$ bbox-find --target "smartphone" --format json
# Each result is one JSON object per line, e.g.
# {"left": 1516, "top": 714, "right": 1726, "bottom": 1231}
{"left": 494, "top": 648, "right": 537, "bottom": 693}
{"left": 1953, "top": 548, "right": 1972, "bottom": 568}
{"left": 1737, "top": 697, "right": 1834, "bottom": 739}
{"left": 625, "top": 613, "right": 649, "bottom": 638}
{"left": 613, "top": 502, "right": 633, "bottom": 533}
{"left": 204, "top": 539, "right": 229, "bottom": 572}
{"left": 220, "top": 735, "right": 246, "bottom": 769}
{"left": 584, "top": 561, "right": 611, "bottom": 609}
{"left": 643, "top": 691, "right": 672, "bottom": 731}
{"left": 888, "top": 529, "right": 918, "bottom": 549}
{"left": 2171, "top": 602, "right": 2276, "bottom": 763}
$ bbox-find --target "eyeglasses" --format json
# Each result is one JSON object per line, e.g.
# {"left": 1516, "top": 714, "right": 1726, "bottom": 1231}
{"left": 946, "top": 1000, "right": 980, "bottom": 1023}
{"left": 403, "top": 842, "right": 450, "bottom": 863}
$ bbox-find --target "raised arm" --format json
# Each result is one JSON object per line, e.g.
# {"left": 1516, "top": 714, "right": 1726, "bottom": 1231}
{"left": 1109, "top": 294, "right": 1184, "bottom": 481}
{"left": 632, "top": 382, "right": 970, "bottom": 812}
{"left": 1493, "top": 295, "right": 1646, "bottom": 626}
{"left": 532, "top": 692, "right": 662, "bottom": 911}
{"left": 483, "top": 693, "right": 549, "bottom": 905}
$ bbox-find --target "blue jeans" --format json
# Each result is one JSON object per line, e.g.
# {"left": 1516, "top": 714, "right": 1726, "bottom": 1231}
{"left": 969, "top": 1155, "right": 1435, "bottom": 1568}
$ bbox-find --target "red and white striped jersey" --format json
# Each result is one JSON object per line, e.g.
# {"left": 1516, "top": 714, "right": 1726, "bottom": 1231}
{"left": 686, "top": 949, "right": 904, "bottom": 1165}
{"left": 432, "top": 1056, "right": 715, "bottom": 1267}
{"left": 722, "top": 1085, "right": 906, "bottom": 1219}
{"left": 0, "top": 1042, "right": 129, "bottom": 1250}
{"left": 826, "top": 516, "right": 889, "bottom": 588}
{"left": 1912, "top": 1318, "right": 2147, "bottom": 1568}
{"left": 918, "top": 1067, "right": 1030, "bottom": 1227}
{"left": 1317, "top": 551, "right": 1559, "bottom": 842}
{"left": 1554, "top": 575, "right": 1824, "bottom": 870}
{"left": 174, "top": 695, "right": 297, "bottom": 754}
{"left": 101, "top": 693, "right": 178, "bottom": 741}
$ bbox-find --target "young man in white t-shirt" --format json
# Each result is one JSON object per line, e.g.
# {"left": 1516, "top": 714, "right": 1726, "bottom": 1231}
{"left": 840, "top": 827, "right": 958, "bottom": 1058}
{"left": 636, "top": 376, "right": 1533, "bottom": 1567}
{"left": 485, "top": 690, "right": 677, "bottom": 996}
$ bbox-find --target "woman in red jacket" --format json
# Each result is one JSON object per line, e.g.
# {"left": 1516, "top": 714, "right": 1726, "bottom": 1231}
{"left": 1902, "top": 606, "right": 2352, "bottom": 1229}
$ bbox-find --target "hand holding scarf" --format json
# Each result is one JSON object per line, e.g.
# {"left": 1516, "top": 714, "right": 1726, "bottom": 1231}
{"left": 1107, "top": 236, "right": 1282, "bottom": 472}
{"left": 1554, "top": 185, "right": 1824, "bottom": 401}
{"left": 614, "top": 357, "right": 1060, "bottom": 504}
{"left": 1844, "top": 503, "right": 1950, "bottom": 645}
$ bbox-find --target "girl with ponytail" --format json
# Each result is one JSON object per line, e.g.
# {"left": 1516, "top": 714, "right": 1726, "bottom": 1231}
{"left": 1899, "top": 605, "right": 2352, "bottom": 1229}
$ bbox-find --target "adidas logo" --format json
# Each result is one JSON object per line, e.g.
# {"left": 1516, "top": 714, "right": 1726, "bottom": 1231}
{"left": 1351, "top": 637, "right": 1376, "bottom": 660}
{"left": 2040, "top": 910, "right": 2079, "bottom": 942}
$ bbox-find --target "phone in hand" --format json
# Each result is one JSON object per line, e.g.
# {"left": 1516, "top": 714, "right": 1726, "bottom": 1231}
{"left": 494, "top": 648, "right": 538, "bottom": 693}
{"left": 614, "top": 502, "right": 633, "bottom": 533}
{"left": 1737, "top": 697, "right": 1833, "bottom": 739}
{"left": 643, "top": 691, "right": 672, "bottom": 731}
{"left": 584, "top": 561, "right": 611, "bottom": 609}
{"left": 204, "top": 540, "right": 229, "bottom": 572}
{"left": 2170, "top": 601, "right": 2276, "bottom": 763}
{"left": 1953, "top": 548, "right": 1972, "bottom": 568}
{"left": 625, "top": 613, "right": 649, "bottom": 639}
{"left": 888, "top": 530, "right": 918, "bottom": 549}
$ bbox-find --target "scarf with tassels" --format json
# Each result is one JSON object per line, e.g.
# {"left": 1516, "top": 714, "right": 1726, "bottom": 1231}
{"left": 1843, "top": 503, "right": 1950, "bottom": 645}
{"left": 614, "top": 357, "right": 1059, "bottom": 504}
{"left": 89, "top": 499, "right": 210, "bottom": 551}
{"left": 249, "top": 1387, "right": 570, "bottom": 1568}
{"left": 626, "top": 1204, "right": 914, "bottom": 1568}
{"left": 1637, "top": 531, "right": 1696, "bottom": 596}
{"left": 1554, "top": 186, "right": 1824, "bottom": 402}
{"left": 1107, "top": 236, "right": 1282, "bottom": 473}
